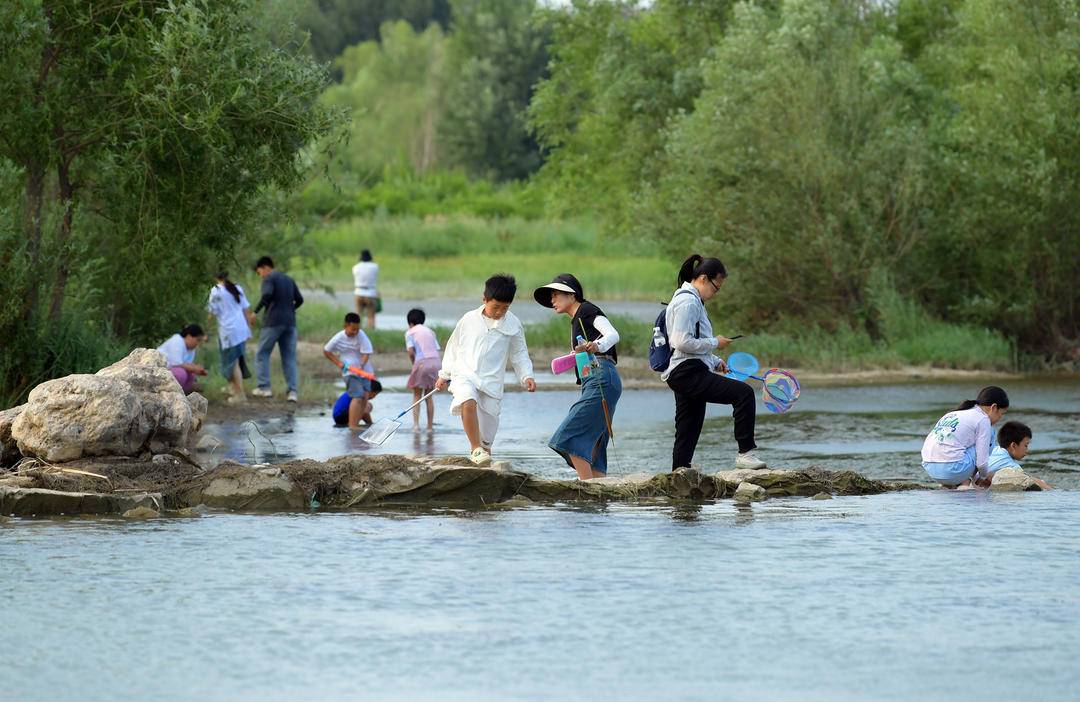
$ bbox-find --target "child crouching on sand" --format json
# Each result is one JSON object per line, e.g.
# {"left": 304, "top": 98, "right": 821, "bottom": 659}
{"left": 921, "top": 386, "right": 1009, "bottom": 488}
{"left": 435, "top": 274, "right": 536, "bottom": 465}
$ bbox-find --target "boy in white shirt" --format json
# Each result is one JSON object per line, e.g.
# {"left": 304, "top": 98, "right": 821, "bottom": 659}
{"left": 323, "top": 312, "right": 375, "bottom": 432}
{"left": 435, "top": 274, "right": 536, "bottom": 465}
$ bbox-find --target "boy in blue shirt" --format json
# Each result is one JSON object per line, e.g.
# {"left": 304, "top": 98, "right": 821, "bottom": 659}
{"left": 987, "top": 421, "right": 1052, "bottom": 489}
{"left": 332, "top": 380, "right": 382, "bottom": 427}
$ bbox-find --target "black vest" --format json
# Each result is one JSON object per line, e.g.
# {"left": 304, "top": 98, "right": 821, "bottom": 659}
{"left": 570, "top": 301, "right": 618, "bottom": 381}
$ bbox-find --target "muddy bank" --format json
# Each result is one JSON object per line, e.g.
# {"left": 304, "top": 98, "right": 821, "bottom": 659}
{"left": 0, "top": 453, "right": 926, "bottom": 517}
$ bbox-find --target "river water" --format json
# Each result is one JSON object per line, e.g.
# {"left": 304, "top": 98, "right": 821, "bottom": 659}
{"left": 4, "top": 379, "right": 1079, "bottom": 701}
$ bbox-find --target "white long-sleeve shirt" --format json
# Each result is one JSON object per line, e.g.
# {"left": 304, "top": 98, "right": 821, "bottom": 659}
{"left": 438, "top": 307, "right": 533, "bottom": 399}
{"left": 921, "top": 406, "right": 993, "bottom": 472}
{"left": 660, "top": 283, "right": 720, "bottom": 382}
{"left": 590, "top": 315, "right": 620, "bottom": 353}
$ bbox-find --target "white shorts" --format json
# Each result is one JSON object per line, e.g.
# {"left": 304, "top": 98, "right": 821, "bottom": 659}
{"left": 449, "top": 379, "right": 501, "bottom": 450}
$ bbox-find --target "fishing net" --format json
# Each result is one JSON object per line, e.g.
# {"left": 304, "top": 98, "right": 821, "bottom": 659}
{"left": 762, "top": 369, "right": 801, "bottom": 413}
{"left": 725, "top": 351, "right": 759, "bottom": 380}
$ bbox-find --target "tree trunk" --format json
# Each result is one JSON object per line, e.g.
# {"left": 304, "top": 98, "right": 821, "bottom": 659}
{"left": 20, "top": 162, "right": 47, "bottom": 322}
{"left": 48, "top": 157, "right": 76, "bottom": 321}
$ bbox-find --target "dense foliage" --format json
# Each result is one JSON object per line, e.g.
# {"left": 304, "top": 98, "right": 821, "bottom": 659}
{"left": 0, "top": 0, "right": 340, "bottom": 404}
{"left": 530, "top": 0, "right": 1080, "bottom": 356}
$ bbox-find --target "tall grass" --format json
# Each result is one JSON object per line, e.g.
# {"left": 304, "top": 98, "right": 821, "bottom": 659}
{"left": 306, "top": 214, "right": 641, "bottom": 258}
{"left": 291, "top": 298, "right": 1010, "bottom": 371}
{"left": 293, "top": 215, "right": 671, "bottom": 300}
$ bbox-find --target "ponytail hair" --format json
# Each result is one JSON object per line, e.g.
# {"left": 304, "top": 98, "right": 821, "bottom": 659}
{"left": 217, "top": 271, "right": 241, "bottom": 304}
{"left": 180, "top": 324, "right": 204, "bottom": 339}
{"left": 955, "top": 385, "right": 1009, "bottom": 411}
{"left": 678, "top": 254, "right": 727, "bottom": 286}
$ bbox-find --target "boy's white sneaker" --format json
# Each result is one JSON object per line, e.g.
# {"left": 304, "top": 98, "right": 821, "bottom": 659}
{"left": 469, "top": 447, "right": 492, "bottom": 466}
{"left": 251, "top": 387, "right": 273, "bottom": 398}
{"left": 735, "top": 451, "right": 767, "bottom": 470}
{"left": 286, "top": 390, "right": 298, "bottom": 403}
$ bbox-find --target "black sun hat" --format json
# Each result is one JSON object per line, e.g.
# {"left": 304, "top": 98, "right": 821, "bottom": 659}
{"left": 533, "top": 273, "right": 584, "bottom": 308}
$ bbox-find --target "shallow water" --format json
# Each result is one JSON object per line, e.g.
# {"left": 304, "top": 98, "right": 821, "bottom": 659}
{"left": 5, "top": 379, "right": 1079, "bottom": 701}
{"left": 4, "top": 492, "right": 1080, "bottom": 701}
{"left": 197, "top": 378, "right": 1080, "bottom": 488}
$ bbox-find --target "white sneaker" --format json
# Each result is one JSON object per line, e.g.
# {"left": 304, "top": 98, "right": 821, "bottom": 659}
{"left": 286, "top": 390, "right": 298, "bottom": 403}
{"left": 735, "top": 451, "right": 767, "bottom": 469}
{"left": 469, "top": 447, "right": 492, "bottom": 466}
{"left": 251, "top": 387, "right": 273, "bottom": 398}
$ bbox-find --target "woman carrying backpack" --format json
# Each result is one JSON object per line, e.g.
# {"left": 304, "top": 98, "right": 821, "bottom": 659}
{"left": 661, "top": 254, "right": 765, "bottom": 471}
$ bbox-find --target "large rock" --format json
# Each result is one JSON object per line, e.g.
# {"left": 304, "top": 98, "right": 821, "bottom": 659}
{"left": 96, "top": 349, "right": 193, "bottom": 450}
{"left": 10, "top": 348, "right": 203, "bottom": 462}
{"left": 990, "top": 467, "right": 1041, "bottom": 492}
{"left": 12, "top": 375, "right": 150, "bottom": 461}
{"left": 0, "top": 486, "right": 161, "bottom": 517}
{"left": 187, "top": 392, "right": 208, "bottom": 433}
{"left": 179, "top": 465, "right": 308, "bottom": 510}
{"left": 734, "top": 481, "right": 767, "bottom": 502}
{"left": 0, "top": 404, "right": 24, "bottom": 466}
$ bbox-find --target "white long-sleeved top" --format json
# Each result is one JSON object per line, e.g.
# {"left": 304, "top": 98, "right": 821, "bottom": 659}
{"left": 921, "top": 406, "right": 993, "bottom": 472}
{"left": 660, "top": 283, "right": 720, "bottom": 382}
{"left": 438, "top": 307, "right": 533, "bottom": 398}
{"left": 590, "top": 315, "right": 620, "bottom": 353}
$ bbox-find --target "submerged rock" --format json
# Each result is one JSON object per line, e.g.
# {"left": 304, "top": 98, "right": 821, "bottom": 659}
{"left": 990, "top": 467, "right": 1041, "bottom": 492}
{"left": 122, "top": 506, "right": 160, "bottom": 519}
{"left": 812, "top": 492, "right": 833, "bottom": 500}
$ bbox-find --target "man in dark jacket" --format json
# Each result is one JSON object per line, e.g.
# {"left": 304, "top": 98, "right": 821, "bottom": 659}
{"left": 252, "top": 256, "right": 304, "bottom": 402}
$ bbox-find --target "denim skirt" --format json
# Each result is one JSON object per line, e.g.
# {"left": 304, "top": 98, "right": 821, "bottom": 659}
{"left": 548, "top": 358, "right": 622, "bottom": 474}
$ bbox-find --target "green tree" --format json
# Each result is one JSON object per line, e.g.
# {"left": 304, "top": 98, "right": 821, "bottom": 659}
{"left": 0, "top": 0, "right": 340, "bottom": 403}
{"left": 290, "top": 0, "right": 452, "bottom": 65}
{"left": 914, "top": 0, "right": 1080, "bottom": 352}
{"left": 640, "top": 1, "right": 932, "bottom": 333}
{"left": 321, "top": 20, "right": 447, "bottom": 181}
{"left": 441, "top": 0, "right": 550, "bottom": 181}
{"left": 529, "top": 0, "right": 734, "bottom": 227}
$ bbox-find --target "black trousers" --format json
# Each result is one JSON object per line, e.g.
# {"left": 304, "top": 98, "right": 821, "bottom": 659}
{"left": 666, "top": 360, "right": 757, "bottom": 469}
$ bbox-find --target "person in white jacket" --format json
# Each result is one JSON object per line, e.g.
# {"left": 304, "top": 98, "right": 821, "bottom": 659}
{"left": 435, "top": 274, "right": 536, "bottom": 465}
{"left": 921, "top": 385, "right": 1009, "bottom": 487}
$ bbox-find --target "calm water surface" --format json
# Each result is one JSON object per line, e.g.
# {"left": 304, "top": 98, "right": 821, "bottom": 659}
{"left": 4, "top": 380, "right": 1079, "bottom": 701}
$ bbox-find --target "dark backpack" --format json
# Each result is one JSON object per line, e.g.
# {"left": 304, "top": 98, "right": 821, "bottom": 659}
{"left": 648, "top": 289, "right": 699, "bottom": 372}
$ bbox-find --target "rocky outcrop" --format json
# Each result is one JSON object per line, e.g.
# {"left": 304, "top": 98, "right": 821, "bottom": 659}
{"left": 179, "top": 465, "right": 307, "bottom": 511}
{"left": 95, "top": 349, "right": 197, "bottom": 451}
{"left": 0, "top": 454, "right": 923, "bottom": 517}
{"left": 12, "top": 375, "right": 150, "bottom": 461}
{"left": 734, "top": 482, "right": 767, "bottom": 502}
{"left": 0, "top": 405, "right": 24, "bottom": 467}
{"left": 9, "top": 349, "right": 204, "bottom": 462}
{"left": 990, "top": 467, "right": 1041, "bottom": 492}
{"left": 0, "top": 486, "right": 161, "bottom": 517}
